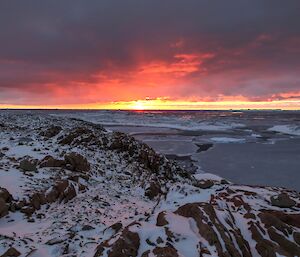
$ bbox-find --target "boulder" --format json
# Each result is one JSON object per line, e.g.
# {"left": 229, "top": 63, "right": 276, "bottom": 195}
{"left": 108, "top": 222, "right": 123, "bottom": 233}
{"left": 145, "top": 182, "right": 162, "bottom": 200}
{"left": 40, "top": 125, "right": 62, "bottom": 138}
{"left": 46, "top": 188, "right": 59, "bottom": 203}
{"left": 82, "top": 225, "right": 95, "bottom": 231}
{"left": 152, "top": 246, "right": 179, "bottom": 257}
{"left": 46, "top": 180, "right": 68, "bottom": 203}
{"left": 270, "top": 193, "right": 296, "bottom": 208}
{"left": 20, "top": 206, "right": 35, "bottom": 216}
{"left": 64, "top": 152, "right": 90, "bottom": 172}
{"left": 46, "top": 180, "right": 77, "bottom": 204}
{"left": 19, "top": 158, "right": 37, "bottom": 172}
{"left": 30, "top": 193, "right": 41, "bottom": 210}
{"left": 94, "top": 226, "right": 140, "bottom": 257}
{"left": 0, "top": 247, "right": 21, "bottom": 257}
{"left": 0, "top": 187, "right": 12, "bottom": 218}
{"left": 59, "top": 127, "right": 92, "bottom": 145}
{"left": 63, "top": 184, "right": 76, "bottom": 203}
{"left": 195, "top": 180, "right": 214, "bottom": 189}
{"left": 0, "top": 187, "right": 13, "bottom": 202}
{"left": 0, "top": 198, "right": 9, "bottom": 218}
{"left": 39, "top": 155, "right": 65, "bottom": 168}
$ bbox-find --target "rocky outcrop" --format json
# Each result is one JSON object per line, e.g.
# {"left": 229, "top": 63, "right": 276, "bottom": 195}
{"left": 0, "top": 198, "right": 9, "bottom": 218}
{"left": 46, "top": 179, "right": 78, "bottom": 204}
{"left": 0, "top": 187, "right": 13, "bottom": 218}
{"left": 194, "top": 179, "right": 214, "bottom": 189}
{"left": 0, "top": 247, "right": 21, "bottom": 257}
{"left": 58, "top": 127, "right": 94, "bottom": 145}
{"left": 96, "top": 186, "right": 300, "bottom": 257}
{"left": 145, "top": 181, "right": 162, "bottom": 200}
{"left": 19, "top": 158, "right": 38, "bottom": 172}
{"left": 94, "top": 225, "right": 140, "bottom": 257}
{"left": 64, "top": 152, "right": 90, "bottom": 172}
{"left": 39, "top": 155, "right": 65, "bottom": 168}
{"left": 270, "top": 193, "right": 296, "bottom": 208}
{"left": 40, "top": 125, "right": 62, "bottom": 138}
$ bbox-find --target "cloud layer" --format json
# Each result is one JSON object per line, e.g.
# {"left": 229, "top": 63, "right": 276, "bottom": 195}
{"left": 0, "top": 0, "right": 300, "bottom": 106}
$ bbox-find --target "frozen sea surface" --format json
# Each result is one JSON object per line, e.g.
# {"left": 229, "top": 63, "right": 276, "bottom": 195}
{"left": 48, "top": 110, "right": 300, "bottom": 190}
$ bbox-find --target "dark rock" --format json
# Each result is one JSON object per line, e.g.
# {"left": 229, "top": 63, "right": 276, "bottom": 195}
{"left": 221, "top": 179, "right": 230, "bottom": 184}
{"left": 152, "top": 246, "right": 179, "bottom": 257}
{"left": 156, "top": 212, "right": 168, "bottom": 226}
{"left": 270, "top": 193, "right": 296, "bottom": 208}
{"left": 82, "top": 225, "right": 95, "bottom": 231}
{"left": 145, "top": 182, "right": 162, "bottom": 200}
{"left": 39, "top": 155, "right": 65, "bottom": 168}
{"left": 59, "top": 127, "right": 92, "bottom": 145}
{"left": 55, "top": 180, "right": 68, "bottom": 194}
{"left": 268, "top": 227, "right": 300, "bottom": 256}
{"left": 19, "top": 158, "right": 37, "bottom": 172}
{"left": 0, "top": 187, "right": 13, "bottom": 202}
{"left": 17, "top": 137, "right": 33, "bottom": 145}
{"left": 30, "top": 193, "right": 42, "bottom": 210}
{"left": 196, "top": 143, "right": 213, "bottom": 153}
{"left": 109, "top": 222, "right": 123, "bottom": 233}
{"left": 40, "top": 125, "right": 62, "bottom": 138}
{"left": 64, "top": 152, "right": 90, "bottom": 172}
{"left": 20, "top": 206, "right": 35, "bottom": 216}
{"left": 47, "top": 180, "right": 67, "bottom": 202}
{"left": 46, "top": 180, "right": 77, "bottom": 204}
{"left": 46, "top": 237, "right": 65, "bottom": 245}
{"left": 294, "top": 232, "right": 300, "bottom": 245}
{"left": 94, "top": 226, "right": 140, "bottom": 257}
{"left": 63, "top": 184, "right": 76, "bottom": 203}
{"left": 0, "top": 247, "right": 21, "bottom": 257}
{"left": 46, "top": 188, "right": 59, "bottom": 203}
{"left": 195, "top": 180, "right": 214, "bottom": 189}
{"left": 0, "top": 198, "right": 9, "bottom": 218}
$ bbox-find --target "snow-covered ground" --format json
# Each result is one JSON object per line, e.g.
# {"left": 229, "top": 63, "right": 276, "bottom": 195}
{"left": 0, "top": 111, "right": 299, "bottom": 257}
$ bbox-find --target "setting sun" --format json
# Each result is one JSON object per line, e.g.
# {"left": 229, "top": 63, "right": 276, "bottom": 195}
{"left": 131, "top": 101, "right": 145, "bottom": 110}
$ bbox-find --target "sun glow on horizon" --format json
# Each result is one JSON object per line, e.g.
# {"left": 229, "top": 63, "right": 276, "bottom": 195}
{"left": 1, "top": 97, "right": 300, "bottom": 110}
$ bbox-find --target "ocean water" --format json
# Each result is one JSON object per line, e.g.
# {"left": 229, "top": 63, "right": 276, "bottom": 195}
{"left": 53, "top": 110, "right": 300, "bottom": 190}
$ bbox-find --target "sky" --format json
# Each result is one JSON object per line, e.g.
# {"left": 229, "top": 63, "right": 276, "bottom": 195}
{"left": 0, "top": 0, "right": 300, "bottom": 109}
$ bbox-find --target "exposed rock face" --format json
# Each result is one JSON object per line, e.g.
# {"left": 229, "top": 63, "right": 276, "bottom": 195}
{"left": 145, "top": 181, "right": 162, "bottom": 200}
{"left": 0, "top": 247, "right": 21, "bottom": 257}
{"left": 40, "top": 125, "right": 62, "bottom": 138}
{"left": 0, "top": 187, "right": 13, "bottom": 203}
{"left": 46, "top": 179, "right": 78, "bottom": 204}
{"left": 95, "top": 226, "right": 140, "bottom": 257}
{"left": 270, "top": 193, "right": 296, "bottom": 208}
{"left": 59, "top": 127, "right": 94, "bottom": 145}
{"left": 97, "top": 186, "right": 300, "bottom": 257}
{"left": 39, "top": 155, "right": 65, "bottom": 168}
{"left": 0, "top": 187, "right": 13, "bottom": 218}
{"left": 19, "top": 158, "right": 37, "bottom": 171}
{"left": 0, "top": 198, "right": 9, "bottom": 218}
{"left": 194, "top": 179, "right": 214, "bottom": 189}
{"left": 64, "top": 152, "right": 90, "bottom": 172}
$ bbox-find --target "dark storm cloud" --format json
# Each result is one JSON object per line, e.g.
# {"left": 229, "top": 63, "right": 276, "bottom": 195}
{"left": 0, "top": 0, "right": 300, "bottom": 104}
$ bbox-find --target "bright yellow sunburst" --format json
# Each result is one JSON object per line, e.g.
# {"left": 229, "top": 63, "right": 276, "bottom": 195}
{"left": 131, "top": 101, "right": 145, "bottom": 110}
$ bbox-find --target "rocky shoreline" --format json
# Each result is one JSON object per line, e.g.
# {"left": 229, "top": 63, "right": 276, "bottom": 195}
{"left": 0, "top": 112, "right": 299, "bottom": 257}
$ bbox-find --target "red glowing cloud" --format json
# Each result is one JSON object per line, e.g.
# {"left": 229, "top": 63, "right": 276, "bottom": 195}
{"left": 0, "top": 1, "right": 299, "bottom": 109}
